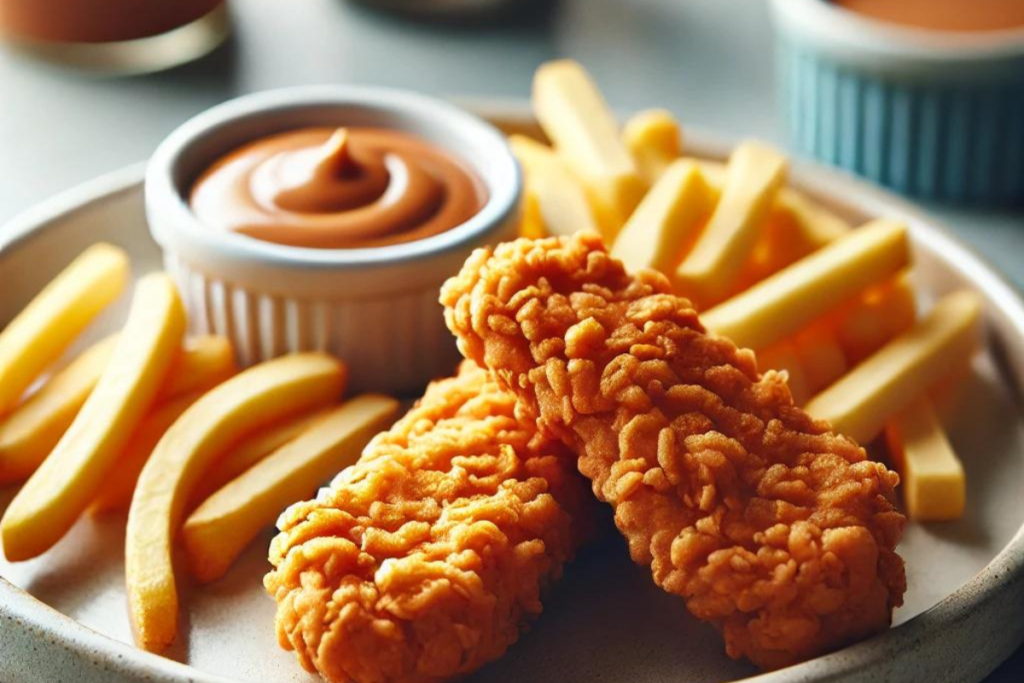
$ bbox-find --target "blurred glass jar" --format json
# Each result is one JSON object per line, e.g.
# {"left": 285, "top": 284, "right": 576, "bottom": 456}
{"left": 0, "top": 0, "right": 229, "bottom": 74}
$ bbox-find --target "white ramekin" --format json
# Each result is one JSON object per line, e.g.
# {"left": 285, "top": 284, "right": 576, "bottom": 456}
{"left": 770, "top": 0, "right": 1024, "bottom": 205}
{"left": 146, "top": 86, "right": 521, "bottom": 395}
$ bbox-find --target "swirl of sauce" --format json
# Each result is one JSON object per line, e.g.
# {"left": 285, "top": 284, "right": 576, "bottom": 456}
{"left": 189, "top": 127, "right": 487, "bottom": 249}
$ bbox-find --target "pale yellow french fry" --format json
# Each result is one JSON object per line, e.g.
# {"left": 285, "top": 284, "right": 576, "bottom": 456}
{"left": 758, "top": 341, "right": 811, "bottom": 406}
{"left": 701, "top": 219, "right": 909, "bottom": 351}
{"left": 675, "top": 141, "right": 788, "bottom": 308}
{"left": 623, "top": 108, "right": 683, "bottom": 186}
{"left": 183, "top": 394, "right": 399, "bottom": 583}
{"left": 532, "top": 59, "right": 645, "bottom": 239}
{"left": 126, "top": 353, "right": 346, "bottom": 652}
{"left": 610, "top": 159, "right": 711, "bottom": 274}
{"left": 509, "top": 135, "right": 600, "bottom": 238}
{"left": 90, "top": 392, "right": 203, "bottom": 514}
{"left": 1, "top": 274, "right": 185, "bottom": 562}
{"left": 189, "top": 406, "right": 336, "bottom": 507}
{"left": 0, "top": 335, "right": 117, "bottom": 485}
{"left": 0, "top": 335, "right": 236, "bottom": 486}
{"left": 805, "top": 291, "right": 982, "bottom": 445}
{"left": 793, "top": 324, "right": 848, "bottom": 395}
{"left": 837, "top": 271, "right": 917, "bottom": 364}
{"left": 885, "top": 399, "right": 965, "bottom": 521}
{"left": 0, "top": 243, "right": 128, "bottom": 415}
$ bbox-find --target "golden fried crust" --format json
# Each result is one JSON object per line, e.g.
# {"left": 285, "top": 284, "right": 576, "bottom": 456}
{"left": 441, "top": 232, "right": 907, "bottom": 669}
{"left": 265, "top": 362, "right": 594, "bottom": 683}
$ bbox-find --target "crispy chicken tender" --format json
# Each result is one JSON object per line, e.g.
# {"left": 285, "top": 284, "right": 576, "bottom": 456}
{"left": 265, "top": 362, "right": 594, "bottom": 683}
{"left": 441, "top": 232, "right": 906, "bottom": 669}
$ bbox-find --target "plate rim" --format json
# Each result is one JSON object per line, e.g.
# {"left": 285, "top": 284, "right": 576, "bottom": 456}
{"left": 1, "top": 122, "right": 1023, "bottom": 683}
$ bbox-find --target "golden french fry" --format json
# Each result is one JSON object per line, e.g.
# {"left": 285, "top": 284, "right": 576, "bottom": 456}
{"left": 1, "top": 274, "right": 184, "bottom": 561}
{"left": 183, "top": 394, "right": 399, "bottom": 583}
{"left": 89, "top": 392, "right": 203, "bottom": 514}
{"left": 126, "top": 353, "right": 346, "bottom": 652}
{"left": 793, "top": 324, "right": 848, "bottom": 395}
{"left": 189, "top": 406, "right": 336, "bottom": 507}
{"left": 610, "top": 159, "right": 711, "bottom": 274}
{"left": 758, "top": 341, "right": 811, "bottom": 406}
{"left": 0, "top": 243, "right": 129, "bottom": 415}
{"left": 509, "top": 135, "right": 600, "bottom": 238}
{"left": 519, "top": 191, "right": 546, "bottom": 239}
{"left": 623, "top": 108, "right": 683, "bottom": 185}
{"left": 532, "top": 59, "right": 645, "bottom": 238}
{"left": 157, "top": 336, "right": 236, "bottom": 401}
{"left": 675, "top": 141, "right": 788, "bottom": 308}
{"left": 0, "top": 335, "right": 235, "bottom": 485}
{"left": 697, "top": 158, "right": 850, "bottom": 245}
{"left": 837, "top": 271, "right": 917, "bottom": 364}
{"left": 0, "top": 335, "right": 117, "bottom": 485}
{"left": 885, "top": 399, "right": 965, "bottom": 521}
{"left": 701, "top": 219, "right": 909, "bottom": 351}
{"left": 777, "top": 187, "right": 851, "bottom": 248}
{"left": 805, "top": 291, "right": 982, "bottom": 444}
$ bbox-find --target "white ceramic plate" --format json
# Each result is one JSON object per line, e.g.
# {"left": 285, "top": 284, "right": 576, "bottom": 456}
{"left": 1, "top": 120, "right": 1024, "bottom": 683}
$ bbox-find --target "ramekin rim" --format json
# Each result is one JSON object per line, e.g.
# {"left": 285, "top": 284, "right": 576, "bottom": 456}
{"left": 145, "top": 85, "right": 522, "bottom": 270}
{"left": 770, "top": 0, "right": 1024, "bottom": 64}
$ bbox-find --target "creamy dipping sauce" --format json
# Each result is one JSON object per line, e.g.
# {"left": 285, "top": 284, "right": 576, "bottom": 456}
{"left": 190, "top": 127, "right": 487, "bottom": 249}
{"left": 834, "top": 0, "right": 1024, "bottom": 33}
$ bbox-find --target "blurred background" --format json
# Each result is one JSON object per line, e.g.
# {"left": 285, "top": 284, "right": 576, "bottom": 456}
{"left": 0, "top": 0, "right": 1021, "bottom": 678}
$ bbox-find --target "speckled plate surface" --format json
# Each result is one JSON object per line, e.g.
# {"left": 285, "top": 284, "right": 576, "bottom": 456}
{"left": 1, "top": 115, "right": 1023, "bottom": 683}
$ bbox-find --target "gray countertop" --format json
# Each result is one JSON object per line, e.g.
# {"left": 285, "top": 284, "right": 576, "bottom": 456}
{"left": 0, "top": 0, "right": 1021, "bottom": 680}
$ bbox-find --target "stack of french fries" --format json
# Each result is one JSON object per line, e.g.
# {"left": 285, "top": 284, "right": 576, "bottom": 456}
{"left": 512, "top": 59, "right": 983, "bottom": 523}
{"left": 0, "top": 245, "right": 399, "bottom": 651}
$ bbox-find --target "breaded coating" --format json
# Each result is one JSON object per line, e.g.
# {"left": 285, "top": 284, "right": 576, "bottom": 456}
{"left": 441, "top": 232, "right": 907, "bottom": 669}
{"left": 265, "top": 362, "right": 594, "bottom": 683}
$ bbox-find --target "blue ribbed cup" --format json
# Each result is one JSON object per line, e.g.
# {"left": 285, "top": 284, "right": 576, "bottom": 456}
{"left": 771, "top": 0, "right": 1024, "bottom": 206}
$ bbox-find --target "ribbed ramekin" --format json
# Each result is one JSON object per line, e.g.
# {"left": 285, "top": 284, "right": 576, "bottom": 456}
{"left": 770, "top": 0, "right": 1024, "bottom": 205}
{"left": 146, "top": 86, "right": 521, "bottom": 395}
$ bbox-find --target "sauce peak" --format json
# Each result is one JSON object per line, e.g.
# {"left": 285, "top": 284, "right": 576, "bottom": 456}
{"left": 190, "top": 127, "right": 487, "bottom": 249}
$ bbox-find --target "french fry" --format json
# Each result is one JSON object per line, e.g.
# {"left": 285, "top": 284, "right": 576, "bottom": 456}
{"left": 125, "top": 353, "right": 346, "bottom": 652}
{"left": 610, "top": 159, "right": 711, "bottom": 274}
{"left": 836, "top": 271, "right": 917, "bottom": 364}
{"left": 0, "top": 335, "right": 117, "bottom": 485}
{"left": 183, "top": 395, "right": 399, "bottom": 583}
{"left": 734, "top": 208, "right": 817, "bottom": 294}
{"left": 701, "top": 219, "right": 909, "bottom": 351}
{"left": 1, "top": 274, "right": 184, "bottom": 561}
{"left": 90, "top": 392, "right": 202, "bottom": 514}
{"left": 623, "top": 108, "right": 683, "bottom": 186}
{"left": 157, "top": 336, "right": 236, "bottom": 401}
{"left": 885, "top": 399, "right": 966, "bottom": 521}
{"left": 0, "top": 243, "right": 128, "bottom": 415}
{"left": 696, "top": 157, "right": 850, "bottom": 264}
{"left": 189, "top": 406, "right": 336, "bottom": 506}
{"left": 758, "top": 341, "right": 811, "bottom": 406}
{"left": 0, "top": 335, "right": 235, "bottom": 485}
{"left": 805, "top": 290, "right": 982, "bottom": 444}
{"left": 519, "top": 192, "right": 546, "bottom": 239}
{"left": 793, "top": 323, "right": 848, "bottom": 395}
{"left": 777, "top": 187, "right": 851, "bottom": 248}
{"left": 509, "top": 135, "right": 600, "bottom": 238}
{"left": 532, "top": 59, "right": 645, "bottom": 239}
{"left": 675, "top": 142, "right": 788, "bottom": 308}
